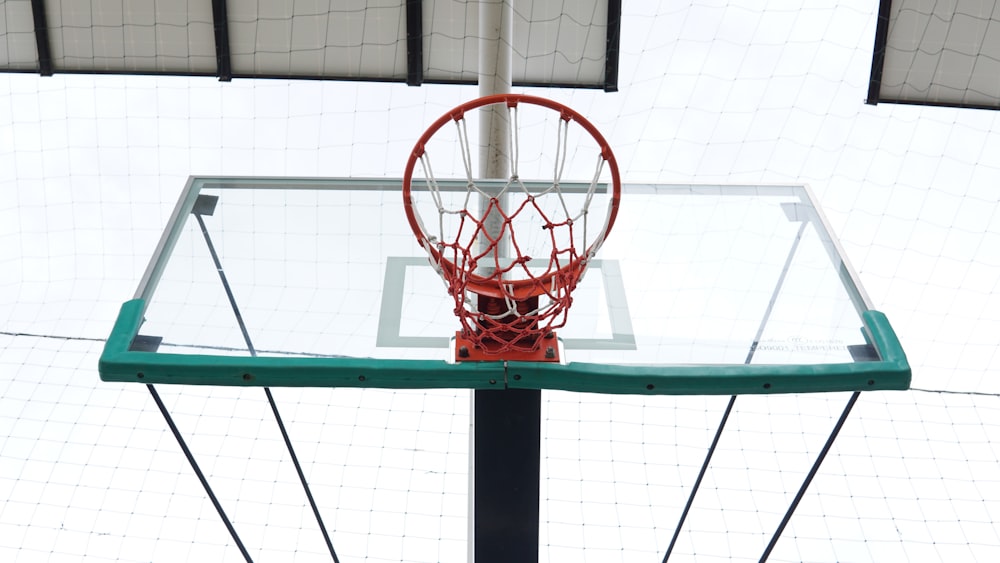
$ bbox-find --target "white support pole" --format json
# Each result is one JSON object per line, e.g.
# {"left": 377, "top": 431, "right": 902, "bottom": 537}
{"left": 477, "top": 0, "right": 513, "bottom": 265}
{"left": 479, "top": 0, "right": 513, "bottom": 173}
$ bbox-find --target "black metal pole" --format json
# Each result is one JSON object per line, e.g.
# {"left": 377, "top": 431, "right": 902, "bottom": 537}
{"left": 473, "top": 388, "right": 541, "bottom": 563}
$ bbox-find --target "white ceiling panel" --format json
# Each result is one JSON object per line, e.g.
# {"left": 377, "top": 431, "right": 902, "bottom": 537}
{"left": 870, "top": 0, "right": 1000, "bottom": 109}
{"left": 423, "top": 0, "right": 478, "bottom": 83}
{"left": 422, "top": 0, "right": 612, "bottom": 87}
{"left": 228, "top": 0, "right": 408, "bottom": 79}
{"left": 513, "top": 0, "right": 608, "bottom": 87}
{"left": 42, "top": 0, "right": 216, "bottom": 74}
{"left": 1, "top": 0, "right": 617, "bottom": 89}
{"left": 0, "top": 0, "right": 38, "bottom": 69}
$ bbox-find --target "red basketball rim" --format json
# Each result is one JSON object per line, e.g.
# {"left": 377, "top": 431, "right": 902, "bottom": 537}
{"left": 402, "top": 94, "right": 621, "bottom": 300}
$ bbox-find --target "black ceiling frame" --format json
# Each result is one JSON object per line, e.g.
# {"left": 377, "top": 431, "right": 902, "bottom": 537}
{"left": 211, "top": 0, "right": 233, "bottom": 81}
{"left": 29, "top": 0, "right": 53, "bottom": 76}
{"left": 406, "top": 0, "right": 424, "bottom": 86}
{"left": 604, "top": 0, "right": 621, "bottom": 92}
{"left": 865, "top": 0, "right": 892, "bottom": 105}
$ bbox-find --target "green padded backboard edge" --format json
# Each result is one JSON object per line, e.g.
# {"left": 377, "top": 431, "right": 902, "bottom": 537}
{"left": 506, "top": 310, "right": 910, "bottom": 395}
{"left": 99, "top": 299, "right": 910, "bottom": 394}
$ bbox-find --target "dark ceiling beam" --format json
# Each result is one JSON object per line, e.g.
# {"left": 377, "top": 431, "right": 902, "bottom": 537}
{"left": 211, "top": 0, "right": 233, "bottom": 81}
{"left": 604, "top": 0, "right": 621, "bottom": 92}
{"left": 29, "top": 0, "right": 53, "bottom": 76}
{"left": 405, "top": 0, "right": 424, "bottom": 86}
{"left": 866, "top": 0, "right": 892, "bottom": 105}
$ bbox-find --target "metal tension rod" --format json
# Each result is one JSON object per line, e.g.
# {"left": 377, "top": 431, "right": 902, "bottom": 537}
{"left": 662, "top": 395, "right": 736, "bottom": 562}
{"left": 147, "top": 384, "right": 254, "bottom": 562}
{"left": 663, "top": 221, "right": 808, "bottom": 561}
{"left": 194, "top": 210, "right": 340, "bottom": 562}
{"left": 760, "top": 391, "right": 861, "bottom": 561}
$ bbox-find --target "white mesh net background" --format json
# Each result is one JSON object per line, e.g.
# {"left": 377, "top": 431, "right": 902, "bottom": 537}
{"left": 3, "top": 1, "right": 1000, "bottom": 561}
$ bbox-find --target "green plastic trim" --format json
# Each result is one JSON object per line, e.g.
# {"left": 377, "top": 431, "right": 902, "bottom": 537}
{"left": 100, "top": 300, "right": 910, "bottom": 395}
{"left": 508, "top": 311, "right": 910, "bottom": 395}
{"left": 99, "top": 299, "right": 506, "bottom": 389}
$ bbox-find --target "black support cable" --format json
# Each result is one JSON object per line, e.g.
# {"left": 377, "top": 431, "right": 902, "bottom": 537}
{"left": 147, "top": 384, "right": 254, "bottom": 563}
{"left": 759, "top": 391, "right": 861, "bottom": 561}
{"left": 264, "top": 387, "right": 341, "bottom": 563}
{"left": 193, "top": 214, "right": 253, "bottom": 349}
{"left": 662, "top": 395, "right": 736, "bottom": 562}
{"left": 194, "top": 212, "right": 340, "bottom": 562}
{"left": 663, "top": 221, "right": 808, "bottom": 561}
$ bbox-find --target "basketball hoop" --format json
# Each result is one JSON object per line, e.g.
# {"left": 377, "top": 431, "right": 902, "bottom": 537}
{"left": 403, "top": 94, "right": 621, "bottom": 361}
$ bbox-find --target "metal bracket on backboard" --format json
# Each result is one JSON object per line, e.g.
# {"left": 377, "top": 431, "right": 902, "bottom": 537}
{"left": 129, "top": 334, "right": 163, "bottom": 353}
{"left": 191, "top": 194, "right": 219, "bottom": 216}
{"left": 848, "top": 344, "right": 879, "bottom": 362}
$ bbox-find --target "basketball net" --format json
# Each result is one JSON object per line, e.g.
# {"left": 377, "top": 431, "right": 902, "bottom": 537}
{"left": 403, "top": 94, "right": 621, "bottom": 361}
